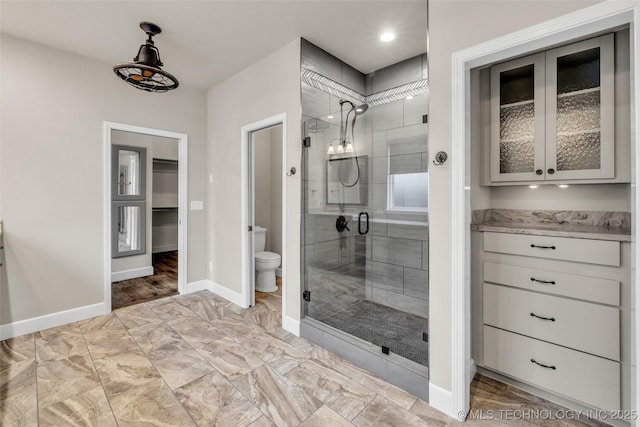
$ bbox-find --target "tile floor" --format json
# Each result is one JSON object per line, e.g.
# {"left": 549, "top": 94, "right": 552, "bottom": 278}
{"left": 1, "top": 285, "right": 607, "bottom": 426}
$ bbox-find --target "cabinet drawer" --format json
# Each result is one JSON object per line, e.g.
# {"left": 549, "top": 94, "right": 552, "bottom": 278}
{"left": 483, "top": 262, "right": 620, "bottom": 305}
{"left": 484, "top": 232, "right": 620, "bottom": 266}
{"left": 483, "top": 326, "right": 620, "bottom": 410}
{"left": 483, "top": 284, "right": 619, "bottom": 360}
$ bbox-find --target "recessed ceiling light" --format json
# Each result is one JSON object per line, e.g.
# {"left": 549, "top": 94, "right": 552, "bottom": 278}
{"left": 380, "top": 32, "right": 395, "bottom": 42}
{"left": 558, "top": 184, "right": 569, "bottom": 188}
{"left": 529, "top": 185, "right": 539, "bottom": 189}
{"left": 328, "top": 115, "right": 334, "bottom": 119}
{"left": 406, "top": 95, "right": 414, "bottom": 100}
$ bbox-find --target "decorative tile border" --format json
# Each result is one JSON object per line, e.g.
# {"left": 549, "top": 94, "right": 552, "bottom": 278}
{"left": 301, "top": 68, "right": 429, "bottom": 107}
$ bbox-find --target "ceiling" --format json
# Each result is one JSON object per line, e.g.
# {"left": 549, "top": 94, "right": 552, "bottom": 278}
{"left": 0, "top": 1, "right": 429, "bottom": 90}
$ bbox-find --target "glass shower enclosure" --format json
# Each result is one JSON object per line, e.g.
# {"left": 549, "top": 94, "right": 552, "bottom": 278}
{"left": 300, "top": 39, "right": 430, "bottom": 394}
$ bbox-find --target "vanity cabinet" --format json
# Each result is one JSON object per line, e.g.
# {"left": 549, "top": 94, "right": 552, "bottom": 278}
{"left": 490, "top": 33, "right": 617, "bottom": 183}
{"left": 476, "top": 231, "right": 629, "bottom": 411}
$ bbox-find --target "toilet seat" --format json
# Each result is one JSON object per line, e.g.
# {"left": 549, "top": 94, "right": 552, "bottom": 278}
{"left": 255, "top": 251, "right": 281, "bottom": 262}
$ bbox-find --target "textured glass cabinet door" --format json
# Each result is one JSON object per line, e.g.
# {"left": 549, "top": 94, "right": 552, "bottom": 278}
{"left": 545, "top": 34, "right": 614, "bottom": 180}
{"left": 490, "top": 53, "right": 546, "bottom": 182}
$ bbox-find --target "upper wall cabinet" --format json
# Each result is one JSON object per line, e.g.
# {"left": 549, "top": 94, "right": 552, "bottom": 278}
{"left": 489, "top": 33, "right": 621, "bottom": 184}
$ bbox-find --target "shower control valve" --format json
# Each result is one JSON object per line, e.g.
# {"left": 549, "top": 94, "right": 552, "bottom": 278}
{"left": 336, "top": 215, "right": 350, "bottom": 233}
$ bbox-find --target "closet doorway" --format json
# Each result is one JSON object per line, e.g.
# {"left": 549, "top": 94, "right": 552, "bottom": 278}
{"left": 104, "top": 122, "right": 188, "bottom": 311}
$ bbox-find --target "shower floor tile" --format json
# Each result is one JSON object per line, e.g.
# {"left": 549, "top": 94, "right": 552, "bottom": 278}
{"left": 318, "top": 300, "right": 429, "bottom": 366}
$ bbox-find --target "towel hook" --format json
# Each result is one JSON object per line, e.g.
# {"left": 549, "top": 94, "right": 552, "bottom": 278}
{"left": 433, "top": 151, "right": 448, "bottom": 166}
{"left": 287, "top": 167, "right": 296, "bottom": 176}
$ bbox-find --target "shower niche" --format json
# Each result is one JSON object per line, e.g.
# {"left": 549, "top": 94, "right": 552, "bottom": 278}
{"left": 299, "top": 38, "right": 430, "bottom": 400}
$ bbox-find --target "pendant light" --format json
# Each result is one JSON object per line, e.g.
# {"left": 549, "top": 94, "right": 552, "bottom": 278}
{"left": 113, "top": 22, "right": 179, "bottom": 93}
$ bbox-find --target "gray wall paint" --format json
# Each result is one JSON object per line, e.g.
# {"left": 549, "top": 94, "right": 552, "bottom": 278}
{"left": 0, "top": 35, "right": 208, "bottom": 324}
{"left": 207, "top": 39, "right": 301, "bottom": 319}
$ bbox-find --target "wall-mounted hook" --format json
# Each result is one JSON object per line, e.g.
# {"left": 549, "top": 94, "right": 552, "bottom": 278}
{"left": 433, "top": 151, "right": 448, "bottom": 166}
{"left": 286, "top": 167, "right": 296, "bottom": 176}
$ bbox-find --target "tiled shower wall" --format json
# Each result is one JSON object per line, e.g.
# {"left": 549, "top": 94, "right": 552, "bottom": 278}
{"left": 301, "top": 38, "right": 429, "bottom": 319}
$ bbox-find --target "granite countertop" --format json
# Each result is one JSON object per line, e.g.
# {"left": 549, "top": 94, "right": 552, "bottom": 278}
{"left": 471, "top": 221, "right": 631, "bottom": 242}
{"left": 471, "top": 209, "right": 631, "bottom": 242}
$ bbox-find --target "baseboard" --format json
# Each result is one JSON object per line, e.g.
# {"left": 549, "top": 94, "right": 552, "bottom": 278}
{"left": 469, "top": 358, "right": 477, "bottom": 384}
{"left": 0, "top": 302, "right": 106, "bottom": 340}
{"left": 208, "top": 280, "right": 246, "bottom": 307}
{"left": 152, "top": 245, "right": 178, "bottom": 253}
{"left": 184, "top": 280, "right": 211, "bottom": 294}
{"left": 282, "top": 315, "right": 300, "bottom": 336}
{"left": 111, "top": 266, "right": 153, "bottom": 282}
{"left": 428, "top": 382, "right": 458, "bottom": 420}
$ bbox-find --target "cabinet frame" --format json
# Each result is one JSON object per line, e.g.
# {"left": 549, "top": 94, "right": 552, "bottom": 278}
{"left": 490, "top": 53, "right": 546, "bottom": 182}
{"left": 545, "top": 34, "right": 615, "bottom": 180}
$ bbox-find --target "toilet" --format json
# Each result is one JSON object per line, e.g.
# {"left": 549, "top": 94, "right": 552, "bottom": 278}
{"left": 254, "top": 226, "right": 281, "bottom": 292}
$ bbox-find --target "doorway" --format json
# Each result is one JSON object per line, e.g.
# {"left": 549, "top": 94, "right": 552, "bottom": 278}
{"left": 240, "top": 113, "right": 287, "bottom": 313}
{"left": 103, "top": 122, "right": 188, "bottom": 312}
{"left": 249, "top": 124, "right": 284, "bottom": 307}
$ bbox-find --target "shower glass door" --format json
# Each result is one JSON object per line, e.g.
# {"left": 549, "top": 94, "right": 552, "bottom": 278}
{"left": 302, "top": 93, "right": 429, "bottom": 368}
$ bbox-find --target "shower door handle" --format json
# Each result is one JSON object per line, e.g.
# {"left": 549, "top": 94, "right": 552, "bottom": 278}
{"left": 358, "top": 212, "right": 369, "bottom": 235}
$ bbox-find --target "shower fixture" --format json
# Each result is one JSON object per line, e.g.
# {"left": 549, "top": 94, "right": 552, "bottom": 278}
{"left": 326, "top": 100, "right": 369, "bottom": 188}
{"left": 327, "top": 100, "right": 369, "bottom": 157}
{"left": 113, "top": 22, "right": 179, "bottom": 93}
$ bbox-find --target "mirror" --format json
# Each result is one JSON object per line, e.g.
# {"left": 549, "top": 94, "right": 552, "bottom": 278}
{"left": 112, "top": 145, "right": 146, "bottom": 200}
{"left": 118, "top": 150, "right": 141, "bottom": 196}
{"left": 326, "top": 155, "right": 368, "bottom": 205}
{"left": 112, "top": 202, "right": 146, "bottom": 257}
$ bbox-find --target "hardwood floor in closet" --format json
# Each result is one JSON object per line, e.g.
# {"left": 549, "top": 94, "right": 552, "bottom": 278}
{"left": 111, "top": 251, "right": 178, "bottom": 309}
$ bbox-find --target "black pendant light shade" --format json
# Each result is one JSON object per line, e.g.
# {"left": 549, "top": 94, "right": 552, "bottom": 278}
{"left": 113, "top": 22, "right": 179, "bottom": 93}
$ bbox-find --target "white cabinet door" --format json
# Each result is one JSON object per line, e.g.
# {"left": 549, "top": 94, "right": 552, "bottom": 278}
{"left": 545, "top": 34, "right": 614, "bottom": 180}
{"left": 490, "top": 53, "right": 546, "bottom": 182}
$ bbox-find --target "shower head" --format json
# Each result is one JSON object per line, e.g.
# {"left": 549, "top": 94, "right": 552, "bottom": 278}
{"left": 354, "top": 104, "right": 368, "bottom": 115}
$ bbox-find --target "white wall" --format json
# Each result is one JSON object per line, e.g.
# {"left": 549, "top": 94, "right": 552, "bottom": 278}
{"left": 270, "top": 126, "right": 283, "bottom": 256}
{"left": 428, "top": 0, "right": 602, "bottom": 391}
{"left": 0, "top": 35, "right": 208, "bottom": 324}
{"left": 207, "top": 40, "right": 300, "bottom": 319}
{"left": 254, "top": 127, "right": 273, "bottom": 248}
{"left": 253, "top": 125, "right": 283, "bottom": 255}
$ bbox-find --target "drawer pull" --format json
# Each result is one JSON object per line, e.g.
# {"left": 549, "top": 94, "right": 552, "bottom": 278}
{"left": 530, "top": 244, "right": 556, "bottom": 250}
{"left": 530, "top": 277, "right": 556, "bottom": 285}
{"left": 530, "top": 312, "right": 555, "bottom": 322}
{"left": 530, "top": 358, "right": 556, "bottom": 370}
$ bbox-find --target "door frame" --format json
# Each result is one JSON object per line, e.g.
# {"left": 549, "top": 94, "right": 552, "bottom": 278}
{"left": 447, "top": 1, "right": 639, "bottom": 419}
{"left": 240, "top": 113, "right": 287, "bottom": 310}
{"left": 103, "top": 121, "right": 188, "bottom": 312}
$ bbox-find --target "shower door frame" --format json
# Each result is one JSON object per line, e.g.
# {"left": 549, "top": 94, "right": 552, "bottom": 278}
{"left": 447, "top": 2, "right": 640, "bottom": 420}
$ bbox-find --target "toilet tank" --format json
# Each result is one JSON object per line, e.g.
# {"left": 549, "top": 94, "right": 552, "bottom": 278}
{"left": 254, "top": 226, "right": 267, "bottom": 252}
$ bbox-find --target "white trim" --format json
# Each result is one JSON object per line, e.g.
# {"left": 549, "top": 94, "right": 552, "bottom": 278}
{"left": 240, "top": 114, "right": 288, "bottom": 325}
{"left": 428, "top": 382, "right": 458, "bottom": 420}
{"left": 103, "top": 122, "right": 188, "bottom": 314}
{"left": 282, "top": 315, "right": 300, "bottom": 336}
{"left": 209, "top": 280, "right": 246, "bottom": 307}
{"left": 449, "top": 0, "right": 640, "bottom": 419}
{"left": 111, "top": 266, "right": 153, "bottom": 282}
{"left": 184, "top": 279, "right": 213, "bottom": 294}
{"left": 0, "top": 303, "right": 106, "bottom": 340}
